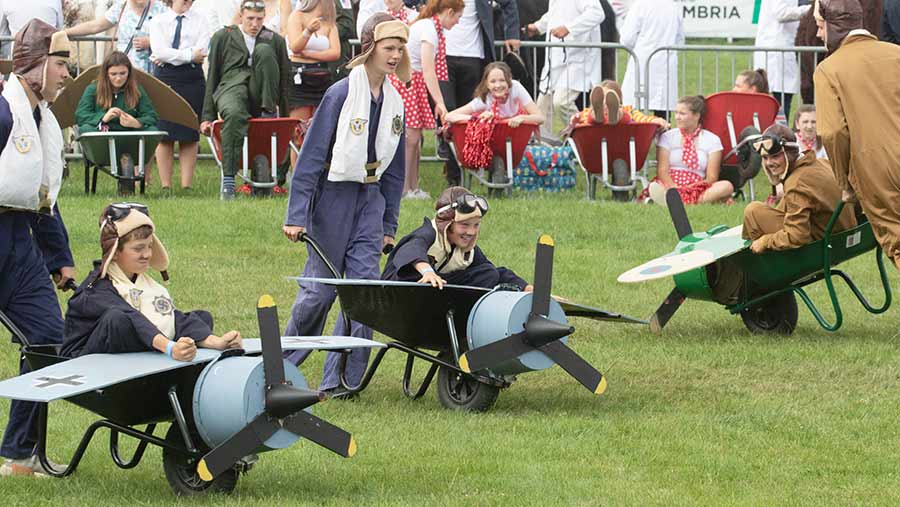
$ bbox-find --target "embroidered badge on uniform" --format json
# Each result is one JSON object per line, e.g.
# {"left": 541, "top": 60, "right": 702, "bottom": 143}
{"left": 153, "top": 296, "right": 174, "bottom": 316}
{"left": 14, "top": 135, "right": 32, "bottom": 154}
{"left": 349, "top": 118, "right": 368, "bottom": 135}
{"left": 128, "top": 289, "right": 143, "bottom": 309}
{"left": 392, "top": 115, "right": 403, "bottom": 136}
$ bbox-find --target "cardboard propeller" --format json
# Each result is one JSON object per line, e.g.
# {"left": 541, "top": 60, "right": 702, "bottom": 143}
{"left": 50, "top": 64, "right": 199, "bottom": 130}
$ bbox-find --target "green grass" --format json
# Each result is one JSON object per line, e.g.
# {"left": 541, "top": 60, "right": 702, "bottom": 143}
{"left": 1, "top": 42, "right": 897, "bottom": 505}
{"left": 0, "top": 155, "right": 897, "bottom": 506}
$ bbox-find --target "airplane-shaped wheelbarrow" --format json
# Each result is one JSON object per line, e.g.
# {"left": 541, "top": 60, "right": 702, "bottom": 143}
{"left": 618, "top": 189, "right": 892, "bottom": 334}
{"left": 294, "top": 233, "right": 646, "bottom": 412}
{"left": 0, "top": 296, "right": 382, "bottom": 495}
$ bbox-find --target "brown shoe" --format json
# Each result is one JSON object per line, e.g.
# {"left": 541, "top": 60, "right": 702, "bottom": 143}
{"left": 589, "top": 86, "right": 605, "bottom": 123}
{"left": 605, "top": 89, "right": 620, "bottom": 125}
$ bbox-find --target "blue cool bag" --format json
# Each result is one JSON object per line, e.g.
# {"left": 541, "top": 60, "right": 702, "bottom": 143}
{"left": 514, "top": 143, "right": 577, "bottom": 192}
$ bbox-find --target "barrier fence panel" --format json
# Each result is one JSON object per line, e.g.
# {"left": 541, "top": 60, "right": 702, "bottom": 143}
{"left": 643, "top": 44, "right": 827, "bottom": 120}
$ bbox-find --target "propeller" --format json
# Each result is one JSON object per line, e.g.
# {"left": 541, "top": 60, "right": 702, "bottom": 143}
{"left": 196, "top": 295, "right": 356, "bottom": 482}
{"left": 458, "top": 235, "right": 608, "bottom": 395}
{"left": 648, "top": 189, "right": 694, "bottom": 333}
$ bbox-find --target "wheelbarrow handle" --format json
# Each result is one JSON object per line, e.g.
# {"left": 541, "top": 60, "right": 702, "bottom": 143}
{"left": 298, "top": 232, "right": 341, "bottom": 279}
{"left": 63, "top": 279, "right": 79, "bottom": 292}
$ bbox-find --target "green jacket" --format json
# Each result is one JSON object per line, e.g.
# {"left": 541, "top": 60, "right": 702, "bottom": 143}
{"left": 331, "top": 0, "right": 355, "bottom": 80}
{"left": 75, "top": 82, "right": 158, "bottom": 133}
{"left": 202, "top": 25, "right": 291, "bottom": 122}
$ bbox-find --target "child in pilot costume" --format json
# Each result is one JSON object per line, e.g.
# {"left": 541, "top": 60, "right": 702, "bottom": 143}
{"left": 0, "top": 19, "right": 76, "bottom": 477}
{"left": 281, "top": 13, "right": 407, "bottom": 393}
{"left": 742, "top": 124, "right": 856, "bottom": 253}
{"left": 383, "top": 186, "right": 532, "bottom": 291}
{"left": 62, "top": 204, "right": 242, "bottom": 361}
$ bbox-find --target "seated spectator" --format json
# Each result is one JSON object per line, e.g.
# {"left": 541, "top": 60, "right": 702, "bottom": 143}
{"left": 66, "top": 0, "right": 168, "bottom": 73}
{"left": 742, "top": 124, "right": 856, "bottom": 252}
{"left": 382, "top": 186, "right": 533, "bottom": 290}
{"left": 569, "top": 80, "right": 668, "bottom": 129}
{"left": 199, "top": 0, "right": 291, "bottom": 200}
{"left": 732, "top": 68, "right": 770, "bottom": 94}
{"left": 61, "top": 203, "right": 242, "bottom": 360}
{"left": 643, "top": 95, "right": 734, "bottom": 205}
{"left": 444, "top": 62, "right": 543, "bottom": 186}
{"left": 444, "top": 61, "right": 543, "bottom": 127}
{"left": 794, "top": 103, "right": 827, "bottom": 159}
{"left": 75, "top": 51, "right": 158, "bottom": 134}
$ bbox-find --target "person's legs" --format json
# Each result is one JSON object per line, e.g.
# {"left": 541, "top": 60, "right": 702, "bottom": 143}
{"left": 442, "top": 262, "right": 500, "bottom": 288}
{"left": 699, "top": 181, "right": 735, "bottom": 203}
{"left": 742, "top": 201, "right": 785, "bottom": 240}
{"left": 155, "top": 141, "right": 175, "bottom": 189}
{"left": 404, "top": 127, "right": 422, "bottom": 194}
{"left": 288, "top": 105, "right": 315, "bottom": 168}
{"left": 177, "top": 141, "right": 199, "bottom": 189}
{"left": 78, "top": 308, "right": 154, "bottom": 355}
{"left": 319, "top": 185, "right": 385, "bottom": 390}
{"left": 249, "top": 44, "right": 281, "bottom": 115}
{"left": 216, "top": 85, "right": 251, "bottom": 195}
{"left": 284, "top": 182, "right": 358, "bottom": 365}
{"left": 0, "top": 240, "right": 63, "bottom": 462}
{"left": 773, "top": 92, "right": 794, "bottom": 120}
{"left": 551, "top": 88, "right": 580, "bottom": 134}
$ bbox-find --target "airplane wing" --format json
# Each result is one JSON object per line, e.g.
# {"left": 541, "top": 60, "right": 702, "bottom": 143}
{"left": 240, "top": 336, "right": 386, "bottom": 354}
{"left": 558, "top": 301, "right": 648, "bottom": 324}
{"left": 0, "top": 349, "right": 221, "bottom": 403}
{"left": 618, "top": 225, "right": 750, "bottom": 283}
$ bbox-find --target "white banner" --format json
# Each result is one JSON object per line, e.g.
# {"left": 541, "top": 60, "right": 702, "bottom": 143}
{"left": 614, "top": 0, "right": 764, "bottom": 39}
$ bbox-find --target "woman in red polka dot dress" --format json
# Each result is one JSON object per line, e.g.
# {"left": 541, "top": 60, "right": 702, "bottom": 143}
{"left": 642, "top": 95, "right": 734, "bottom": 205}
{"left": 392, "top": 0, "right": 465, "bottom": 199}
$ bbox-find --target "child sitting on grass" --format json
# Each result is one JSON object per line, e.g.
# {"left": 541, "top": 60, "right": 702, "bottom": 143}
{"left": 61, "top": 203, "right": 241, "bottom": 361}
{"left": 382, "top": 186, "right": 533, "bottom": 291}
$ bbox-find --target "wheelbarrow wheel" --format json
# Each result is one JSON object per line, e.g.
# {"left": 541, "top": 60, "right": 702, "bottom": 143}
{"left": 117, "top": 153, "right": 135, "bottom": 196}
{"left": 250, "top": 155, "right": 273, "bottom": 197}
{"left": 611, "top": 158, "right": 630, "bottom": 202}
{"left": 436, "top": 355, "right": 500, "bottom": 412}
{"left": 740, "top": 291, "right": 799, "bottom": 335}
{"left": 162, "top": 424, "right": 238, "bottom": 496}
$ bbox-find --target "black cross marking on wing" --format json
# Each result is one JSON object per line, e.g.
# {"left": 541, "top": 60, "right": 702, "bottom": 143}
{"left": 33, "top": 374, "right": 85, "bottom": 389}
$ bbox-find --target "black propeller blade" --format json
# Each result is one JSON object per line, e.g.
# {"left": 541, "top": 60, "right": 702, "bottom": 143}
{"left": 282, "top": 410, "right": 357, "bottom": 458}
{"left": 666, "top": 188, "right": 693, "bottom": 240}
{"left": 458, "top": 235, "right": 607, "bottom": 395}
{"left": 197, "top": 295, "right": 356, "bottom": 481}
{"left": 649, "top": 287, "right": 687, "bottom": 333}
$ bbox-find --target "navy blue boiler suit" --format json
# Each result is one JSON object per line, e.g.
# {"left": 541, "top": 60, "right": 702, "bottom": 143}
{"left": 284, "top": 78, "right": 405, "bottom": 390}
{"left": 0, "top": 98, "right": 73, "bottom": 459}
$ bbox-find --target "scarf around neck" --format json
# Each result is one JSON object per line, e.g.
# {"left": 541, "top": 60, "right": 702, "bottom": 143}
{"left": 107, "top": 262, "right": 176, "bottom": 340}
{"left": 680, "top": 126, "right": 702, "bottom": 171}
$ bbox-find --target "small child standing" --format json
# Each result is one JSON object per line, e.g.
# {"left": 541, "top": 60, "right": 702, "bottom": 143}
{"left": 61, "top": 204, "right": 241, "bottom": 361}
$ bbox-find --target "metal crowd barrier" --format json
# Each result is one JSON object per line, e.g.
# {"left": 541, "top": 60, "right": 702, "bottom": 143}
{"left": 643, "top": 44, "right": 827, "bottom": 116}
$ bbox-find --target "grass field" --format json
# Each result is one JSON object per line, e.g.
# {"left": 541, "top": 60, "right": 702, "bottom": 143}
{"left": 1, "top": 42, "right": 898, "bottom": 506}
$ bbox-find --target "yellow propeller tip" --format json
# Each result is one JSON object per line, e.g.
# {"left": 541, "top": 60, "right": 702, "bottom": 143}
{"left": 458, "top": 354, "right": 471, "bottom": 373}
{"left": 197, "top": 459, "right": 213, "bottom": 482}
{"left": 347, "top": 437, "right": 358, "bottom": 458}
{"left": 258, "top": 294, "right": 275, "bottom": 308}
{"left": 538, "top": 234, "right": 555, "bottom": 247}
{"left": 594, "top": 376, "right": 608, "bottom": 395}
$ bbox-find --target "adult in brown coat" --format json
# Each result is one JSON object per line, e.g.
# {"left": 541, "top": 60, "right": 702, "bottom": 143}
{"left": 743, "top": 125, "right": 856, "bottom": 252}
{"left": 794, "top": 0, "right": 882, "bottom": 104}
{"left": 814, "top": 0, "right": 900, "bottom": 269}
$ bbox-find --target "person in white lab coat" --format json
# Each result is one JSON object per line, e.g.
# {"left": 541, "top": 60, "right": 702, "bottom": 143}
{"left": 619, "top": 0, "right": 682, "bottom": 116}
{"left": 753, "top": 0, "right": 810, "bottom": 119}
{"left": 526, "top": 0, "right": 605, "bottom": 139}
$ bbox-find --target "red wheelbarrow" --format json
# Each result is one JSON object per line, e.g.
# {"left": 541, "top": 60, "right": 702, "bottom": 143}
{"left": 567, "top": 122, "right": 659, "bottom": 201}
{"left": 447, "top": 120, "right": 538, "bottom": 196}
{"left": 206, "top": 118, "right": 301, "bottom": 196}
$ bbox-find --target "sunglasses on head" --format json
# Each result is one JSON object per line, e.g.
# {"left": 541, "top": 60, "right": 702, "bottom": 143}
{"left": 437, "top": 193, "right": 489, "bottom": 216}
{"left": 242, "top": 1, "right": 266, "bottom": 8}
{"left": 106, "top": 202, "right": 149, "bottom": 222}
{"left": 751, "top": 134, "right": 799, "bottom": 156}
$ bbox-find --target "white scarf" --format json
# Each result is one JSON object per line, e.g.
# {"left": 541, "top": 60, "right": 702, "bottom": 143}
{"left": 0, "top": 75, "right": 63, "bottom": 213}
{"left": 426, "top": 219, "right": 474, "bottom": 274}
{"left": 327, "top": 65, "right": 405, "bottom": 183}
{"left": 108, "top": 262, "right": 177, "bottom": 340}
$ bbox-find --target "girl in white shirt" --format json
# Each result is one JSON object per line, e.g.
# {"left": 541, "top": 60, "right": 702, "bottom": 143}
{"left": 445, "top": 62, "right": 543, "bottom": 127}
{"left": 393, "top": 0, "right": 464, "bottom": 199}
{"left": 644, "top": 95, "right": 734, "bottom": 205}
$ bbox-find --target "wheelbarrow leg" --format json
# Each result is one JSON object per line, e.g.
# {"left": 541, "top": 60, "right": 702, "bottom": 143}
{"left": 83, "top": 161, "right": 90, "bottom": 194}
{"left": 91, "top": 166, "right": 99, "bottom": 194}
